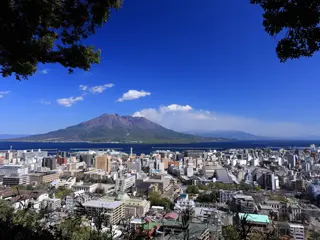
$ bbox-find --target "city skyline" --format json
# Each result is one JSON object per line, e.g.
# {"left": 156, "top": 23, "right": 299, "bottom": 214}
{"left": 1, "top": 0, "right": 320, "bottom": 137}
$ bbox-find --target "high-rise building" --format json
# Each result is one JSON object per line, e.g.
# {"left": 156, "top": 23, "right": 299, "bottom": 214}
{"left": 42, "top": 157, "right": 57, "bottom": 170}
{"left": 80, "top": 154, "right": 94, "bottom": 167}
{"left": 59, "top": 151, "right": 67, "bottom": 158}
{"left": 57, "top": 157, "right": 66, "bottom": 165}
{"left": 161, "top": 158, "right": 169, "bottom": 169}
{"left": 95, "top": 155, "right": 111, "bottom": 173}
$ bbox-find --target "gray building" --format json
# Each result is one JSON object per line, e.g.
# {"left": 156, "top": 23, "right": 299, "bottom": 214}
{"left": 42, "top": 157, "right": 57, "bottom": 170}
{"left": 80, "top": 154, "right": 94, "bottom": 167}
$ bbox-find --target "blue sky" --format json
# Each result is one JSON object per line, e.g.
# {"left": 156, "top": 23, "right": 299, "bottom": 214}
{"left": 1, "top": 0, "right": 320, "bottom": 137}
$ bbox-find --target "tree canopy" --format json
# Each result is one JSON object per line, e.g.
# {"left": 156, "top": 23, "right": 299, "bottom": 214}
{"left": 251, "top": 0, "right": 320, "bottom": 61}
{"left": 0, "top": 0, "right": 122, "bottom": 80}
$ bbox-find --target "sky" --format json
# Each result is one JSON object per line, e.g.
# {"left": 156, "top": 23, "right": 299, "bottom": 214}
{"left": 1, "top": 0, "right": 320, "bottom": 137}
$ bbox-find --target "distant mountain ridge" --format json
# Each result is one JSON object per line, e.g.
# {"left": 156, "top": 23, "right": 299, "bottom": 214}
{"left": 186, "top": 130, "right": 273, "bottom": 140}
{"left": 0, "top": 134, "right": 30, "bottom": 139}
{"left": 14, "top": 114, "right": 225, "bottom": 143}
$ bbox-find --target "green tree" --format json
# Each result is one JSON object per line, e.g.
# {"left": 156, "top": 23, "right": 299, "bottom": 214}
{"left": 148, "top": 192, "right": 172, "bottom": 210}
{"left": 251, "top": 0, "right": 320, "bottom": 62}
{"left": 222, "top": 225, "right": 240, "bottom": 240}
{"left": 0, "top": 0, "right": 122, "bottom": 80}
{"left": 255, "top": 186, "right": 261, "bottom": 191}
{"left": 55, "top": 187, "right": 73, "bottom": 199}
{"left": 186, "top": 185, "right": 199, "bottom": 194}
{"left": 198, "top": 184, "right": 210, "bottom": 191}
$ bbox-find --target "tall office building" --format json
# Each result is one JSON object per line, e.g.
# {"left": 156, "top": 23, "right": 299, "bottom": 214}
{"left": 161, "top": 158, "right": 169, "bottom": 169}
{"left": 57, "top": 157, "right": 66, "bottom": 165}
{"left": 80, "top": 154, "right": 94, "bottom": 167}
{"left": 42, "top": 157, "right": 57, "bottom": 170}
{"left": 95, "top": 155, "right": 111, "bottom": 173}
{"left": 59, "top": 151, "right": 67, "bottom": 158}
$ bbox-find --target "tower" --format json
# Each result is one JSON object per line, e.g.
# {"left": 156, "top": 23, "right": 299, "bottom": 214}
{"left": 130, "top": 147, "right": 133, "bottom": 160}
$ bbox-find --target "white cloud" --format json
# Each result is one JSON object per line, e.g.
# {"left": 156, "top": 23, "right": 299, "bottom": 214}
{"left": 0, "top": 91, "right": 10, "bottom": 98}
{"left": 57, "top": 96, "right": 83, "bottom": 107}
{"left": 40, "top": 69, "right": 49, "bottom": 74}
{"left": 89, "top": 83, "right": 114, "bottom": 94}
{"left": 160, "top": 104, "right": 192, "bottom": 112}
{"left": 117, "top": 90, "right": 151, "bottom": 102}
{"left": 133, "top": 104, "right": 320, "bottom": 137}
{"left": 79, "top": 85, "right": 88, "bottom": 91}
{"left": 40, "top": 100, "right": 51, "bottom": 105}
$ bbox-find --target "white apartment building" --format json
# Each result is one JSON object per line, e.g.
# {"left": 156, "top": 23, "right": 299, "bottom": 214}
{"left": 66, "top": 190, "right": 90, "bottom": 211}
{"left": 0, "top": 165, "right": 29, "bottom": 176}
{"left": 72, "top": 182, "right": 98, "bottom": 193}
{"left": 288, "top": 223, "right": 304, "bottom": 240}
{"left": 31, "top": 193, "right": 49, "bottom": 209}
{"left": 174, "top": 195, "right": 195, "bottom": 212}
{"left": 42, "top": 198, "right": 61, "bottom": 211}
{"left": 219, "top": 190, "right": 243, "bottom": 204}
{"left": 82, "top": 200, "right": 124, "bottom": 225}
{"left": 116, "top": 175, "right": 135, "bottom": 192}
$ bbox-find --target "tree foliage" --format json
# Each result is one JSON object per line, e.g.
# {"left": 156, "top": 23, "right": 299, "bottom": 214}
{"left": 55, "top": 187, "right": 73, "bottom": 199}
{"left": 186, "top": 185, "right": 199, "bottom": 194}
{"left": 148, "top": 192, "right": 172, "bottom": 210}
{"left": 0, "top": 0, "right": 122, "bottom": 80}
{"left": 251, "top": 0, "right": 320, "bottom": 61}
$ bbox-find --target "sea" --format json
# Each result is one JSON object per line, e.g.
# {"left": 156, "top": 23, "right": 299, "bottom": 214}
{"left": 0, "top": 140, "right": 319, "bottom": 155}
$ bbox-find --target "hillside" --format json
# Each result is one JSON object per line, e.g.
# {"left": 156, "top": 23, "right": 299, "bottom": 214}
{"left": 15, "top": 114, "right": 224, "bottom": 143}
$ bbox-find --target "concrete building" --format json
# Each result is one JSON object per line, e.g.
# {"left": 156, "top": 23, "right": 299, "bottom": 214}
{"left": 42, "top": 157, "right": 57, "bottom": 170}
{"left": 3, "top": 175, "right": 29, "bottom": 186}
{"left": 126, "top": 160, "right": 142, "bottom": 173}
{"left": 82, "top": 200, "right": 124, "bottom": 225}
{"left": 42, "top": 198, "right": 61, "bottom": 211}
{"left": 161, "top": 158, "right": 169, "bottom": 169}
{"left": 42, "top": 172, "right": 61, "bottom": 183}
{"left": 0, "top": 165, "right": 28, "bottom": 176}
{"left": 174, "top": 194, "right": 195, "bottom": 212}
{"left": 186, "top": 166, "right": 193, "bottom": 177}
{"left": 122, "top": 198, "right": 150, "bottom": 218}
{"left": 72, "top": 182, "right": 99, "bottom": 193}
{"left": 66, "top": 190, "right": 90, "bottom": 212}
{"left": 215, "top": 168, "right": 233, "bottom": 184}
{"left": 80, "top": 154, "right": 94, "bottom": 167}
{"left": 286, "top": 223, "right": 304, "bottom": 240}
{"left": 95, "top": 155, "right": 111, "bottom": 173}
{"left": 288, "top": 154, "right": 297, "bottom": 168}
{"left": 237, "top": 213, "right": 270, "bottom": 233}
{"left": 115, "top": 174, "right": 135, "bottom": 192}
{"left": 219, "top": 190, "right": 243, "bottom": 204}
{"left": 135, "top": 174, "right": 170, "bottom": 194}
{"left": 231, "top": 194, "right": 256, "bottom": 213}
{"left": 252, "top": 168, "right": 274, "bottom": 190}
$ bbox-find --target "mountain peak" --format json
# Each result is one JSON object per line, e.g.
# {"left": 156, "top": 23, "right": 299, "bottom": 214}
{"left": 17, "top": 114, "right": 219, "bottom": 143}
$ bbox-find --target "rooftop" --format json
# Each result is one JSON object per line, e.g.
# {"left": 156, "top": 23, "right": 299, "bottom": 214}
{"left": 259, "top": 205, "right": 273, "bottom": 210}
{"left": 143, "top": 221, "right": 161, "bottom": 230}
{"left": 288, "top": 223, "right": 304, "bottom": 228}
{"left": 238, "top": 213, "right": 270, "bottom": 224}
{"left": 215, "top": 169, "right": 233, "bottom": 184}
{"left": 83, "top": 200, "right": 122, "bottom": 209}
{"left": 234, "top": 194, "right": 254, "bottom": 201}
{"left": 265, "top": 200, "right": 281, "bottom": 205}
